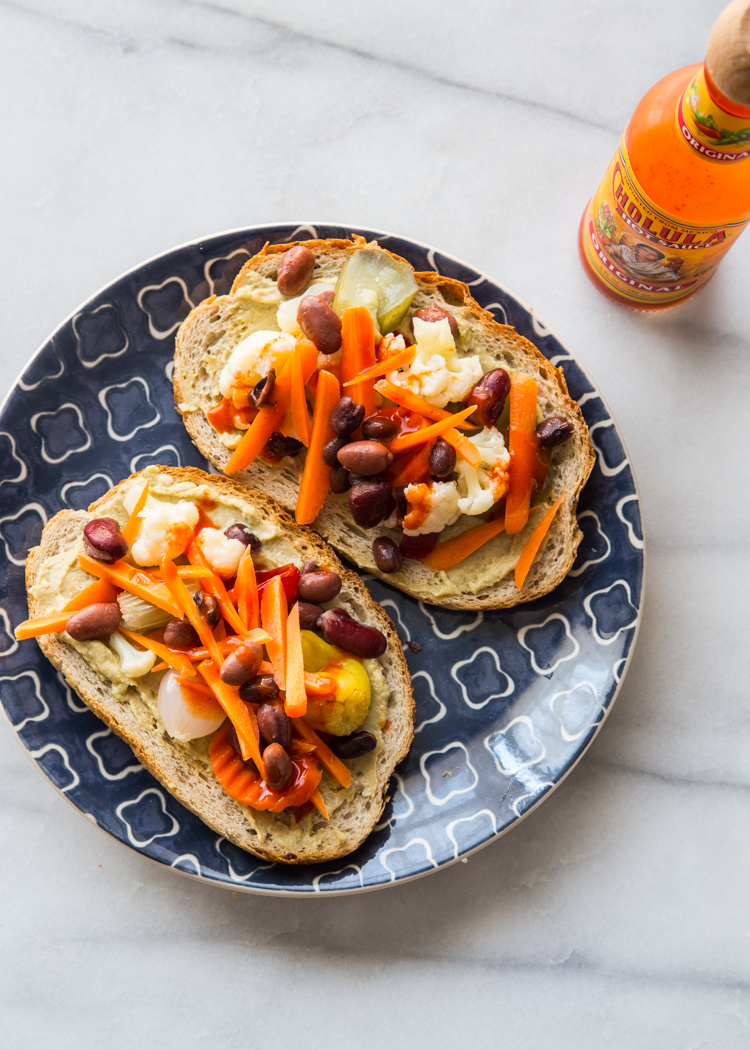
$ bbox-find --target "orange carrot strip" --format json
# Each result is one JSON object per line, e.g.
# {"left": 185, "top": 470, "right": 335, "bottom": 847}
{"left": 343, "top": 344, "right": 416, "bottom": 387}
{"left": 290, "top": 349, "right": 311, "bottom": 447}
{"left": 295, "top": 369, "right": 341, "bottom": 525}
{"left": 235, "top": 546, "right": 259, "bottom": 630}
{"left": 389, "top": 442, "right": 434, "bottom": 488}
{"left": 444, "top": 426, "right": 483, "bottom": 468}
{"left": 225, "top": 340, "right": 318, "bottom": 473}
{"left": 14, "top": 612, "right": 72, "bottom": 640}
{"left": 388, "top": 405, "right": 476, "bottom": 455}
{"left": 187, "top": 539, "right": 247, "bottom": 637}
{"left": 152, "top": 661, "right": 168, "bottom": 673}
{"left": 151, "top": 566, "right": 214, "bottom": 580}
{"left": 260, "top": 575, "right": 288, "bottom": 690}
{"left": 341, "top": 307, "right": 376, "bottom": 417}
{"left": 119, "top": 627, "right": 196, "bottom": 677}
{"left": 62, "top": 579, "right": 120, "bottom": 612}
{"left": 424, "top": 517, "right": 507, "bottom": 572}
{"left": 374, "top": 379, "right": 478, "bottom": 428}
{"left": 309, "top": 787, "right": 329, "bottom": 819}
{"left": 175, "top": 676, "right": 214, "bottom": 695}
{"left": 78, "top": 554, "right": 181, "bottom": 618}
{"left": 121, "top": 482, "right": 149, "bottom": 547}
{"left": 291, "top": 718, "right": 352, "bottom": 789}
{"left": 160, "top": 555, "right": 224, "bottom": 666}
{"left": 514, "top": 493, "right": 565, "bottom": 589}
{"left": 505, "top": 374, "right": 539, "bottom": 535}
{"left": 198, "top": 660, "right": 266, "bottom": 774}
{"left": 284, "top": 603, "right": 307, "bottom": 718}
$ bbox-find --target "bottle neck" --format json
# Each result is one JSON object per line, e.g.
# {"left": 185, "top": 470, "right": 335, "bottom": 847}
{"left": 677, "top": 63, "right": 750, "bottom": 163}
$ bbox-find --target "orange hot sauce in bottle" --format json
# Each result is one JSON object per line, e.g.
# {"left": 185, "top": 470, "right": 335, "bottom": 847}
{"left": 579, "top": 0, "right": 750, "bottom": 310}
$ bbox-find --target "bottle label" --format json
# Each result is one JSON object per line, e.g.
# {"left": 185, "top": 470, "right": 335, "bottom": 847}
{"left": 677, "top": 67, "right": 750, "bottom": 163}
{"left": 581, "top": 140, "right": 749, "bottom": 305}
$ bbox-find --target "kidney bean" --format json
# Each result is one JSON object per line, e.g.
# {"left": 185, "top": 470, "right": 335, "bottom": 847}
{"left": 362, "top": 414, "right": 398, "bottom": 441}
{"left": 193, "top": 592, "right": 220, "bottom": 627}
{"left": 329, "top": 396, "right": 365, "bottom": 437}
{"left": 537, "top": 416, "right": 574, "bottom": 447}
{"left": 430, "top": 438, "right": 456, "bottom": 478}
{"left": 257, "top": 703, "right": 292, "bottom": 749}
{"left": 263, "top": 743, "right": 293, "bottom": 790}
{"left": 465, "top": 368, "right": 511, "bottom": 428}
{"left": 227, "top": 722, "right": 259, "bottom": 773}
{"left": 249, "top": 369, "right": 275, "bottom": 408}
{"left": 266, "top": 431, "right": 303, "bottom": 458}
{"left": 224, "top": 523, "right": 261, "bottom": 551}
{"left": 330, "top": 464, "right": 351, "bottom": 494}
{"left": 297, "top": 570, "right": 342, "bottom": 604}
{"left": 298, "top": 296, "right": 342, "bottom": 355}
{"left": 66, "top": 603, "right": 121, "bottom": 641}
{"left": 412, "top": 306, "right": 459, "bottom": 337}
{"left": 337, "top": 441, "right": 393, "bottom": 476}
{"left": 329, "top": 731, "right": 377, "bottom": 759}
{"left": 239, "top": 674, "right": 280, "bottom": 703}
{"left": 163, "top": 618, "right": 200, "bottom": 649}
{"left": 219, "top": 642, "right": 263, "bottom": 686}
{"left": 296, "top": 601, "right": 324, "bottom": 628}
{"left": 400, "top": 532, "right": 439, "bottom": 560}
{"left": 372, "top": 537, "right": 403, "bottom": 573}
{"left": 349, "top": 478, "right": 396, "bottom": 529}
{"left": 276, "top": 245, "right": 315, "bottom": 296}
{"left": 318, "top": 609, "right": 387, "bottom": 658}
{"left": 300, "top": 561, "right": 318, "bottom": 576}
{"left": 83, "top": 518, "right": 128, "bottom": 563}
{"left": 323, "top": 435, "right": 350, "bottom": 467}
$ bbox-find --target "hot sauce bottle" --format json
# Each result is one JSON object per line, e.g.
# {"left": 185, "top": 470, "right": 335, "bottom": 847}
{"left": 579, "top": 0, "right": 750, "bottom": 309}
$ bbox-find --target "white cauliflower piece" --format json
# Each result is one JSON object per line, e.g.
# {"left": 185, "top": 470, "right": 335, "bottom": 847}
{"left": 109, "top": 631, "right": 156, "bottom": 678}
{"left": 455, "top": 461, "right": 496, "bottom": 516}
{"left": 197, "top": 527, "right": 246, "bottom": 578}
{"left": 276, "top": 283, "right": 336, "bottom": 336}
{"left": 387, "top": 317, "right": 482, "bottom": 408}
{"left": 403, "top": 481, "right": 461, "bottom": 536}
{"left": 469, "top": 427, "right": 511, "bottom": 470}
{"left": 219, "top": 330, "right": 296, "bottom": 398}
{"left": 130, "top": 499, "right": 200, "bottom": 566}
{"left": 456, "top": 429, "right": 510, "bottom": 516}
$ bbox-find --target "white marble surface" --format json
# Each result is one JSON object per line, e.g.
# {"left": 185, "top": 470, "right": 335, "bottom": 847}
{"left": 2, "top": 2, "right": 749, "bottom": 1047}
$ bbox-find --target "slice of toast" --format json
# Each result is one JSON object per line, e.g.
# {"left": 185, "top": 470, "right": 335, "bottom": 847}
{"left": 174, "top": 238, "right": 595, "bottom": 610}
{"left": 25, "top": 466, "right": 414, "bottom": 865}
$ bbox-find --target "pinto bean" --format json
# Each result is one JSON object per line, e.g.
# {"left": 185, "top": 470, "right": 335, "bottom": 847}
{"left": 297, "top": 570, "right": 342, "bottom": 604}
{"left": 263, "top": 743, "right": 293, "bottom": 790}
{"left": 362, "top": 414, "right": 398, "bottom": 441}
{"left": 318, "top": 609, "right": 387, "bottom": 658}
{"left": 82, "top": 518, "right": 128, "bottom": 563}
{"left": 296, "top": 601, "right": 324, "bottom": 628}
{"left": 193, "top": 592, "right": 220, "bottom": 627}
{"left": 412, "top": 306, "right": 458, "bottom": 337}
{"left": 163, "top": 618, "right": 200, "bottom": 649}
{"left": 372, "top": 537, "right": 403, "bottom": 573}
{"left": 219, "top": 642, "right": 263, "bottom": 686}
{"left": 257, "top": 703, "right": 292, "bottom": 749}
{"left": 337, "top": 441, "right": 393, "bottom": 476}
{"left": 298, "top": 296, "right": 342, "bottom": 355}
{"left": 224, "top": 523, "right": 261, "bottom": 551}
{"left": 276, "top": 245, "right": 315, "bottom": 296}
{"left": 66, "top": 603, "right": 121, "bottom": 641}
{"left": 329, "top": 396, "right": 365, "bottom": 437}
{"left": 239, "top": 675, "right": 280, "bottom": 703}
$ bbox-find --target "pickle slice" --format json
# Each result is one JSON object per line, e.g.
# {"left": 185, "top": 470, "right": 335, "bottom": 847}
{"left": 332, "top": 248, "right": 418, "bottom": 334}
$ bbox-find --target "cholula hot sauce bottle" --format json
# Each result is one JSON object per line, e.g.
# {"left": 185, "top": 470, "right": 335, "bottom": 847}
{"left": 579, "top": 0, "right": 750, "bottom": 309}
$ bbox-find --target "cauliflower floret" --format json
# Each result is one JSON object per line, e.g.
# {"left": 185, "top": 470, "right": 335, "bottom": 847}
{"left": 197, "top": 527, "right": 246, "bottom": 578}
{"left": 219, "top": 330, "right": 296, "bottom": 398}
{"left": 469, "top": 427, "right": 511, "bottom": 470}
{"left": 276, "top": 283, "right": 336, "bottom": 336}
{"left": 386, "top": 317, "right": 482, "bottom": 408}
{"left": 455, "top": 462, "right": 496, "bottom": 516}
{"left": 109, "top": 631, "right": 156, "bottom": 678}
{"left": 130, "top": 499, "right": 200, "bottom": 566}
{"left": 403, "top": 481, "right": 461, "bottom": 536}
{"left": 456, "top": 429, "right": 510, "bottom": 516}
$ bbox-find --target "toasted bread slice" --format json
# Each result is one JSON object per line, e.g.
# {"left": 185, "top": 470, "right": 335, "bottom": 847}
{"left": 174, "top": 238, "right": 595, "bottom": 610}
{"left": 25, "top": 466, "right": 414, "bottom": 865}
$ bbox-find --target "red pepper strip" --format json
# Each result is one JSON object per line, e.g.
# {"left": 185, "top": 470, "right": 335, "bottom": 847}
{"left": 505, "top": 374, "right": 539, "bottom": 535}
{"left": 235, "top": 547, "right": 259, "bottom": 630}
{"left": 160, "top": 554, "right": 223, "bottom": 667}
{"left": 255, "top": 563, "right": 301, "bottom": 606}
{"left": 291, "top": 718, "right": 352, "bottom": 789}
{"left": 261, "top": 575, "right": 287, "bottom": 691}
{"left": 121, "top": 482, "right": 149, "bottom": 547}
{"left": 119, "top": 627, "right": 196, "bottom": 677}
{"left": 78, "top": 554, "right": 181, "bottom": 618}
{"left": 187, "top": 539, "right": 247, "bottom": 637}
{"left": 514, "top": 492, "right": 565, "bottom": 589}
{"left": 199, "top": 661, "right": 266, "bottom": 774}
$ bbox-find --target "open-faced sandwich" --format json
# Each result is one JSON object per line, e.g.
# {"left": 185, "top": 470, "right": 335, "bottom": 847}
{"left": 18, "top": 466, "right": 413, "bottom": 864}
{"left": 174, "top": 237, "right": 595, "bottom": 610}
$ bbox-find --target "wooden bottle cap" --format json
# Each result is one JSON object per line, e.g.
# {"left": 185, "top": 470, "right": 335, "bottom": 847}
{"left": 706, "top": 0, "right": 750, "bottom": 105}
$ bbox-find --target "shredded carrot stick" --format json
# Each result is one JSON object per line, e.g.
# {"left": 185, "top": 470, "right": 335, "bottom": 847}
{"left": 260, "top": 575, "right": 287, "bottom": 691}
{"left": 121, "top": 482, "right": 149, "bottom": 547}
{"left": 505, "top": 374, "right": 539, "bottom": 535}
{"left": 174, "top": 676, "right": 214, "bottom": 696}
{"left": 295, "top": 369, "right": 340, "bottom": 525}
{"left": 235, "top": 546, "right": 259, "bottom": 630}
{"left": 284, "top": 603, "right": 307, "bottom": 718}
{"left": 514, "top": 492, "right": 565, "bottom": 589}
{"left": 373, "top": 379, "right": 478, "bottom": 428}
{"left": 342, "top": 344, "right": 416, "bottom": 386}
{"left": 341, "top": 307, "right": 376, "bottom": 417}
{"left": 14, "top": 611, "right": 72, "bottom": 640}
{"left": 160, "top": 554, "right": 223, "bottom": 666}
{"left": 290, "top": 348, "right": 311, "bottom": 446}
{"left": 309, "top": 787, "right": 329, "bottom": 819}
{"left": 152, "top": 661, "right": 168, "bottom": 673}
{"left": 62, "top": 578, "right": 120, "bottom": 613}
{"left": 78, "top": 554, "right": 181, "bottom": 618}
{"left": 388, "top": 405, "right": 476, "bottom": 455}
{"left": 444, "top": 426, "right": 483, "bottom": 468}
{"left": 187, "top": 539, "right": 247, "bottom": 637}
{"left": 119, "top": 627, "right": 196, "bottom": 677}
{"left": 198, "top": 660, "right": 266, "bottom": 775}
{"left": 388, "top": 442, "right": 434, "bottom": 488}
{"left": 291, "top": 718, "right": 352, "bottom": 789}
{"left": 424, "top": 517, "right": 507, "bottom": 572}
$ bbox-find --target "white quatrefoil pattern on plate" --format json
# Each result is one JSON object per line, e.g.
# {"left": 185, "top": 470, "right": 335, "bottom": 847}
{"left": 0, "top": 223, "right": 644, "bottom": 896}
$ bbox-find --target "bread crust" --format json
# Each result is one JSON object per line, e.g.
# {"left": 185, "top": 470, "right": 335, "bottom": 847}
{"left": 174, "top": 239, "right": 595, "bottom": 610}
{"left": 25, "top": 466, "right": 414, "bottom": 865}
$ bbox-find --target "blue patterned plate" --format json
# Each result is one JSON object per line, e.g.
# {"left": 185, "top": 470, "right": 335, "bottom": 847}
{"left": 0, "top": 224, "right": 644, "bottom": 895}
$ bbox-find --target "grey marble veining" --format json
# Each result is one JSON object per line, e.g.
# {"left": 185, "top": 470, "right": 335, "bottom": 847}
{"left": 1, "top": 2, "right": 749, "bottom": 1047}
